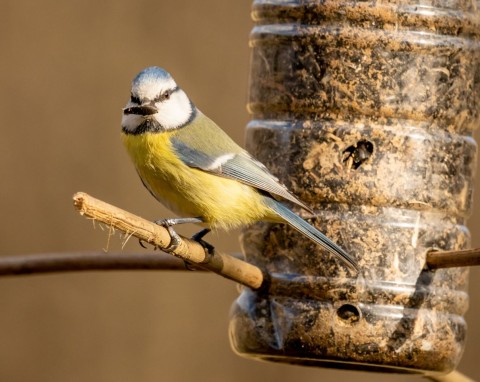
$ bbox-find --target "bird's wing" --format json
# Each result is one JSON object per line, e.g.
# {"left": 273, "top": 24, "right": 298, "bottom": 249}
{"left": 171, "top": 116, "right": 312, "bottom": 212}
{"left": 263, "top": 197, "right": 358, "bottom": 271}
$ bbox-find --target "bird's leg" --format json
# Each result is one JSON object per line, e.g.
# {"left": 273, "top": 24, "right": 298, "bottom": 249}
{"left": 138, "top": 217, "right": 205, "bottom": 249}
{"left": 180, "top": 229, "right": 214, "bottom": 271}
{"left": 192, "top": 228, "right": 211, "bottom": 241}
{"left": 152, "top": 217, "right": 203, "bottom": 252}
{"left": 138, "top": 216, "right": 208, "bottom": 252}
{"left": 152, "top": 217, "right": 206, "bottom": 270}
{"left": 154, "top": 217, "right": 204, "bottom": 226}
{"left": 191, "top": 228, "right": 214, "bottom": 255}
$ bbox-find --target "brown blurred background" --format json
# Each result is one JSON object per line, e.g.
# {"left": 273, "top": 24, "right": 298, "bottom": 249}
{"left": 0, "top": 1, "right": 479, "bottom": 381}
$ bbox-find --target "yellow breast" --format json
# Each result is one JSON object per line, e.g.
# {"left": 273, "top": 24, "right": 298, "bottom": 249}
{"left": 121, "top": 131, "right": 277, "bottom": 230}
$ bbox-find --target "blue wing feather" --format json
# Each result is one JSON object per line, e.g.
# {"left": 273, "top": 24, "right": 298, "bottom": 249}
{"left": 171, "top": 137, "right": 312, "bottom": 212}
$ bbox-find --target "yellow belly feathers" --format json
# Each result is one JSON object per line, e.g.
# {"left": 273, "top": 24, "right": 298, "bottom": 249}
{"left": 122, "top": 131, "right": 277, "bottom": 230}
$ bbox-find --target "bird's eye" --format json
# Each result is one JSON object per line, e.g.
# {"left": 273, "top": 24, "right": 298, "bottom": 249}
{"left": 130, "top": 94, "right": 141, "bottom": 104}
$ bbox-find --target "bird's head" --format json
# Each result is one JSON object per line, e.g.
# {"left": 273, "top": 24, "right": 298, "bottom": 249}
{"left": 122, "top": 66, "right": 195, "bottom": 134}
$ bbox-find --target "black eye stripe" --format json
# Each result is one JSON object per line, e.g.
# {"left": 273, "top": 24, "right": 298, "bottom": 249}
{"left": 153, "top": 92, "right": 168, "bottom": 103}
{"left": 130, "top": 86, "right": 180, "bottom": 105}
{"left": 153, "top": 86, "right": 180, "bottom": 103}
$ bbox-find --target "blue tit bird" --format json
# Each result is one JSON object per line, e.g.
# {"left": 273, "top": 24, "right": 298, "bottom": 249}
{"left": 121, "top": 66, "right": 358, "bottom": 271}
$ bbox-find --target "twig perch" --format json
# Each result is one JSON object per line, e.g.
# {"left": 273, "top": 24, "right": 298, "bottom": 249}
{"left": 0, "top": 192, "right": 477, "bottom": 283}
{"left": 73, "top": 191, "right": 480, "bottom": 273}
{"left": 73, "top": 192, "right": 265, "bottom": 290}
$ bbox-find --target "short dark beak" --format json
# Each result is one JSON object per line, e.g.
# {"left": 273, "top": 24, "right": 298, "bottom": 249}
{"left": 123, "top": 105, "right": 158, "bottom": 116}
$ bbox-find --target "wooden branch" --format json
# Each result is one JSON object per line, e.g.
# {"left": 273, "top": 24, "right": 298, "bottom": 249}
{"left": 73, "top": 192, "right": 265, "bottom": 290}
{"left": 426, "top": 248, "right": 480, "bottom": 269}
{"left": 0, "top": 191, "right": 476, "bottom": 282}
{"left": 0, "top": 251, "right": 208, "bottom": 276}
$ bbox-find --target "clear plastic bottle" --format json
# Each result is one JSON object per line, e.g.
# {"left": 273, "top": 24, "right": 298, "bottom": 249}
{"left": 229, "top": 0, "right": 479, "bottom": 374}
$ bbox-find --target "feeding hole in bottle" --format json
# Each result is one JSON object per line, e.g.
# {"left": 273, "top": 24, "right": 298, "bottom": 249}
{"left": 342, "top": 140, "right": 374, "bottom": 170}
{"left": 336, "top": 303, "right": 362, "bottom": 325}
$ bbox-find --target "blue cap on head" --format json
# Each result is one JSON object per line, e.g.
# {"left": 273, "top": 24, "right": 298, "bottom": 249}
{"left": 133, "top": 66, "right": 172, "bottom": 86}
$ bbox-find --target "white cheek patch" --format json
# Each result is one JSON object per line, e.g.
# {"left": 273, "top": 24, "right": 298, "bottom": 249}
{"left": 153, "top": 90, "right": 193, "bottom": 130}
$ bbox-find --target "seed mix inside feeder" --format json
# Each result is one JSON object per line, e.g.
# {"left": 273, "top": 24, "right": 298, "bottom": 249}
{"left": 229, "top": 0, "right": 480, "bottom": 374}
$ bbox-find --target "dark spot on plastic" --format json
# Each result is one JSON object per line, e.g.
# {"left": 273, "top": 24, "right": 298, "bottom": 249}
{"left": 343, "top": 140, "right": 374, "bottom": 170}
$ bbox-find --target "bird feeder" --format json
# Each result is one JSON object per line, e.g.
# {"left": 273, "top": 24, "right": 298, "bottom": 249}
{"left": 229, "top": 0, "right": 480, "bottom": 374}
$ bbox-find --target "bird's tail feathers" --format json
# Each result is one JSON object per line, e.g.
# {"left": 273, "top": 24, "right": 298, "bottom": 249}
{"left": 264, "top": 198, "right": 359, "bottom": 272}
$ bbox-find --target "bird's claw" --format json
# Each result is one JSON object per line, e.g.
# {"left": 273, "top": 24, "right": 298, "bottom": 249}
{"left": 154, "top": 218, "right": 177, "bottom": 226}
{"left": 163, "top": 225, "right": 182, "bottom": 252}
{"left": 151, "top": 219, "right": 184, "bottom": 252}
{"left": 150, "top": 220, "right": 213, "bottom": 270}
